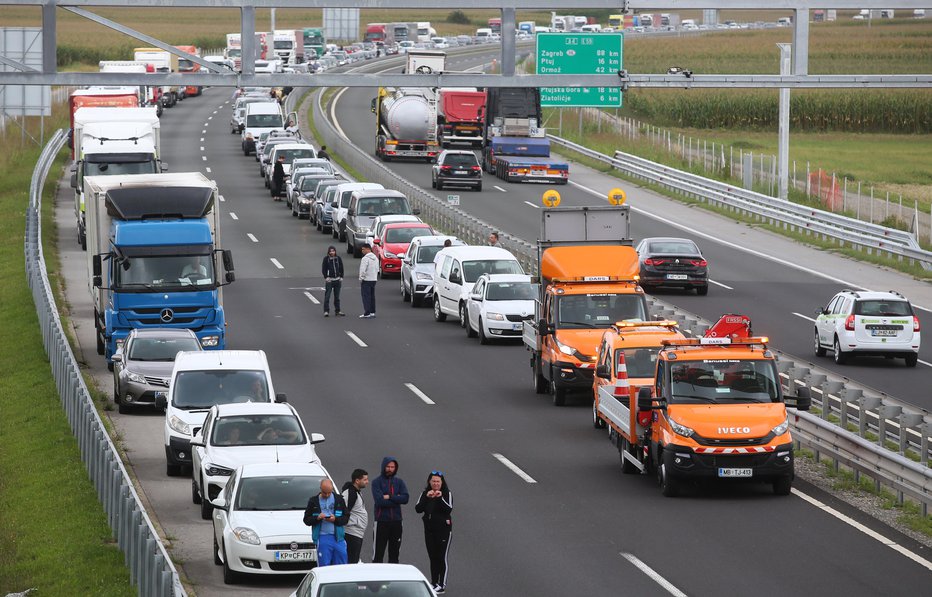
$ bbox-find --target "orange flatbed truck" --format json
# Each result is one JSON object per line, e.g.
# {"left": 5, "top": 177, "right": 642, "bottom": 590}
{"left": 523, "top": 205, "right": 651, "bottom": 406}
{"left": 596, "top": 314, "right": 812, "bottom": 496}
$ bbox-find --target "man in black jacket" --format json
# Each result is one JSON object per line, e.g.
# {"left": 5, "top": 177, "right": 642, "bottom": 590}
{"left": 321, "top": 246, "right": 346, "bottom": 316}
{"left": 303, "top": 479, "right": 350, "bottom": 566}
{"left": 271, "top": 154, "right": 286, "bottom": 200}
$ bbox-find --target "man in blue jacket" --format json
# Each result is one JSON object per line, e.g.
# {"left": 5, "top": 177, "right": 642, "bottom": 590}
{"left": 371, "top": 456, "right": 409, "bottom": 563}
{"left": 304, "top": 479, "right": 350, "bottom": 566}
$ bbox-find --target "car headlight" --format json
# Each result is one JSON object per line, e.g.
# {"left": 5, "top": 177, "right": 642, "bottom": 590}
{"left": 125, "top": 370, "right": 145, "bottom": 384}
{"left": 233, "top": 527, "right": 261, "bottom": 545}
{"left": 298, "top": 197, "right": 310, "bottom": 204}
{"left": 384, "top": 251, "right": 397, "bottom": 259}
{"left": 205, "top": 463, "right": 234, "bottom": 477}
{"left": 357, "top": 226, "right": 369, "bottom": 234}
{"left": 416, "top": 272, "right": 433, "bottom": 280}
{"left": 200, "top": 335, "right": 219, "bottom": 347}
{"left": 553, "top": 336, "right": 587, "bottom": 360}
{"left": 771, "top": 416, "right": 789, "bottom": 436}
{"left": 667, "top": 415, "right": 695, "bottom": 439}
{"left": 486, "top": 312, "right": 505, "bottom": 321}
{"left": 168, "top": 415, "right": 190, "bottom": 435}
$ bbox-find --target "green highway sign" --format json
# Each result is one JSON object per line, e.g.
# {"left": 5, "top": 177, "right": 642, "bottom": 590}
{"left": 536, "top": 33, "right": 624, "bottom": 107}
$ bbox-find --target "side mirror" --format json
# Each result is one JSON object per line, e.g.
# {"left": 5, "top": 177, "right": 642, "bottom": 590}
{"left": 373, "top": 238, "right": 381, "bottom": 245}
{"left": 538, "top": 318, "right": 552, "bottom": 335}
{"left": 470, "top": 293, "right": 482, "bottom": 301}
{"left": 155, "top": 394, "right": 168, "bottom": 410}
{"left": 160, "top": 162, "right": 169, "bottom": 172}
{"left": 596, "top": 364, "right": 610, "bottom": 379}
{"left": 310, "top": 432, "right": 325, "bottom": 444}
{"left": 92, "top": 254, "right": 103, "bottom": 288}
{"left": 815, "top": 307, "right": 826, "bottom": 316}
{"left": 786, "top": 386, "right": 812, "bottom": 411}
{"left": 111, "top": 353, "right": 123, "bottom": 363}
{"left": 412, "top": 208, "right": 421, "bottom": 215}
{"left": 347, "top": 209, "right": 355, "bottom": 216}
{"left": 190, "top": 437, "right": 204, "bottom": 447}
{"left": 222, "top": 249, "right": 234, "bottom": 272}
{"left": 210, "top": 497, "right": 227, "bottom": 510}
{"left": 370, "top": 98, "right": 377, "bottom": 113}
{"left": 276, "top": 393, "right": 287, "bottom": 403}
{"left": 70, "top": 172, "right": 78, "bottom": 188}
{"left": 225, "top": 271, "right": 236, "bottom": 283}
{"left": 637, "top": 387, "right": 654, "bottom": 410}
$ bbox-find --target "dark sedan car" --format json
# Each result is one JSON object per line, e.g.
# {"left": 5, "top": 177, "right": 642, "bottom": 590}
{"left": 635, "top": 237, "right": 709, "bottom": 295}
{"left": 432, "top": 150, "right": 482, "bottom": 191}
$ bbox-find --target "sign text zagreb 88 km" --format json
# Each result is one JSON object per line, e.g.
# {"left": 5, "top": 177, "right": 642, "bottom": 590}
{"left": 536, "top": 32, "right": 623, "bottom": 108}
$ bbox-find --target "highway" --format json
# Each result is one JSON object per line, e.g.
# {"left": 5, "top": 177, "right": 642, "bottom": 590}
{"left": 54, "top": 68, "right": 932, "bottom": 595}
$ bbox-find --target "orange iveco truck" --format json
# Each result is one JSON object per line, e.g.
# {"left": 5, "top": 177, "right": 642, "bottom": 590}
{"left": 523, "top": 205, "right": 650, "bottom": 406}
{"left": 596, "top": 315, "right": 812, "bottom": 496}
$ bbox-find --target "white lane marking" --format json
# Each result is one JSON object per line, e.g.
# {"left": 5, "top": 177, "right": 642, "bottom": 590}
{"left": 708, "top": 279, "right": 733, "bottom": 290}
{"left": 205, "top": 167, "right": 212, "bottom": 173}
{"left": 208, "top": 116, "right": 213, "bottom": 120}
{"left": 202, "top": 129, "right": 206, "bottom": 133}
{"left": 345, "top": 331, "right": 368, "bottom": 347}
{"left": 404, "top": 383, "right": 435, "bottom": 405}
{"left": 491, "top": 453, "right": 537, "bottom": 484}
{"left": 229, "top": 212, "right": 238, "bottom": 220}
{"left": 200, "top": 146, "right": 205, "bottom": 151}
{"left": 200, "top": 137, "right": 204, "bottom": 142}
{"left": 620, "top": 553, "right": 688, "bottom": 597}
{"left": 202, "top": 156, "right": 207, "bottom": 161}
{"left": 212, "top": 109, "right": 218, "bottom": 114}
{"left": 303, "top": 291, "right": 320, "bottom": 305}
{"left": 203, "top": 122, "right": 209, "bottom": 127}
{"left": 523, "top": 201, "right": 540, "bottom": 209}
{"left": 247, "top": 233, "right": 259, "bottom": 243}
{"left": 331, "top": 88, "right": 349, "bottom": 137}
{"left": 494, "top": 185, "right": 507, "bottom": 193}
{"left": 218, "top": 194, "right": 224, "bottom": 201}
{"left": 792, "top": 312, "right": 817, "bottom": 323}
{"left": 270, "top": 258, "right": 284, "bottom": 270}
{"left": 792, "top": 488, "right": 932, "bottom": 572}
{"left": 919, "top": 359, "right": 932, "bottom": 368}
{"left": 565, "top": 180, "right": 931, "bottom": 313}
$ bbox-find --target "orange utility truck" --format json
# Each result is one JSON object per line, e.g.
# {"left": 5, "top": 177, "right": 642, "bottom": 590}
{"left": 523, "top": 205, "right": 650, "bottom": 406}
{"left": 175, "top": 45, "right": 203, "bottom": 97}
{"left": 597, "top": 314, "right": 812, "bottom": 496}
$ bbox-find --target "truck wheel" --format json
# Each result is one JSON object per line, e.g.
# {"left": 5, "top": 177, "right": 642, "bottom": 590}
{"left": 96, "top": 330, "right": 105, "bottom": 356}
{"left": 773, "top": 475, "right": 793, "bottom": 496}
{"left": 433, "top": 298, "right": 447, "bottom": 322}
{"left": 620, "top": 438, "right": 639, "bottom": 474}
{"left": 551, "top": 376, "right": 567, "bottom": 407}
{"left": 593, "top": 399, "right": 606, "bottom": 429}
{"left": 658, "top": 461, "right": 679, "bottom": 497}
{"left": 533, "top": 357, "right": 548, "bottom": 394}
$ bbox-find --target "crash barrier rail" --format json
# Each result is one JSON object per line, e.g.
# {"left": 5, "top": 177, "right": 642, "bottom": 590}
{"left": 311, "top": 89, "right": 932, "bottom": 513}
{"left": 25, "top": 130, "right": 186, "bottom": 597}
{"left": 546, "top": 135, "right": 932, "bottom": 270}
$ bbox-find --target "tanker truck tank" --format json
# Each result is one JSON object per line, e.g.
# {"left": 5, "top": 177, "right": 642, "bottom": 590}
{"left": 373, "top": 87, "right": 440, "bottom": 162}
{"left": 380, "top": 90, "right": 431, "bottom": 140}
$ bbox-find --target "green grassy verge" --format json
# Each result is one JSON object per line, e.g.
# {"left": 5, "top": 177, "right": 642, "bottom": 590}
{"left": 305, "top": 88, "right": 367, "bottom": 182}
{"left": 0, "top": 115, "right": 135, "bottom": 595}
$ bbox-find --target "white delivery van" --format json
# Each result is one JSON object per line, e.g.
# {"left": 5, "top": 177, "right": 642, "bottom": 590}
{"left": 432, "top": 246, "right": 524, "bottom": 324}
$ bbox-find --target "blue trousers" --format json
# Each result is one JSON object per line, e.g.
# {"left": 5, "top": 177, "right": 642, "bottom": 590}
{"left": 361, "top": 280, "right": 377, "bottom": 315}
{"left": 317, "top": 533, "right": 348, "bottom": 567}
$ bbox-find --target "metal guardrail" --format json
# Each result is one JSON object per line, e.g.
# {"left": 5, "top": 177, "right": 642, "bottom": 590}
{"left": 546, "top": 135, "right": 932, "bottom": 269}
{"left": 310, "top": 89, "right": 932, "bottom": 514}
{"left": 25, "top": 130, "right": 185, "bottom": 597}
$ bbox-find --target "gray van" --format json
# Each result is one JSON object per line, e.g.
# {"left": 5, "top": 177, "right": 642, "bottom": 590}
{"left": 345, "top": 190, "right": 419, "bottom": 257}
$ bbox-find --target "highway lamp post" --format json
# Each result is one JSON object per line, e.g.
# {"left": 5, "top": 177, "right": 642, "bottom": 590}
{"left": 778, "top": 43, "right": 791, "bottom": 200}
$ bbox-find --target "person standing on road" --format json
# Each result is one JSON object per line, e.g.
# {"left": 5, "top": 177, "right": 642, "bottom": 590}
{"left": 321, "top": 246, "right": 346, "bottom": 317}
{"left": 371, "top": 456, "right": 409, "bottom": 563}
{"left": 318, "top": 145, "right": 331, "bottom": 161}
{"left": 272, "top": 154, "right": 286, "bottom": 200}
{"left": 488, "top": 231, "right": 500, "bottom": 247}
{"left": 359, "top": 244, "right": 379, "bottom": 319}
{"left": 303, "top": 478, "right": 350, "bottom": 566}
{"left": 415, "top": 471, "right": 453, "bottom": 594}
{"left": 341, "top": 469, "right": 370, "bottom": 563}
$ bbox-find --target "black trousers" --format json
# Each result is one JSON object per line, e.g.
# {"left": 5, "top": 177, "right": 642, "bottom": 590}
{"left": 345, "top": 533, "right": 363, "bottom": 564}
{"left": 424, "top": 527, "right": 452, "bottom": 587}
{"left": 372, "top": 520, "right": 402, "bottom": 563}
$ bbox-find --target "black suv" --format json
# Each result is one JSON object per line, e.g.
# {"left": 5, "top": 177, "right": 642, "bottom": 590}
{"left": 432, "top": 150, "right": 482, "bottom": 191}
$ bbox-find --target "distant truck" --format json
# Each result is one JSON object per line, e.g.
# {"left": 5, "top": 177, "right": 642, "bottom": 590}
{"left": 69, "top": 87, "right": 140, "bottom": 157}
{"left": 518, "top": 21, "right": 536, "bottom": 34}
{"left": 640, "top": 13, "right": 655, "bottom": 27}
{"left": 85, "top": 172, "right": 235, "bottom": 365}
{"left": 303, "top": 27, "right": 326, "bottom": 59}
{"left": 371, "top": 52, "right": 444, "bottom": 161}
{"left": 71, "top": 107, "right": 163, "bottom": 250}
{"left": 365, "top": 23, "right": 394, "bottom": 46}
{"left": 225, "top": 33, "right": 242, "bottom": 71}
{"left": 660, "top": 13, "right": 680, "bottom": 29}
{"left": 486, "top": 137, "right": 568, "bottom": 184}
{"left": 97, "top": 62, "right": 163, "bottom": 117}
{"left": 133, "top": 47, "right": 180, "bottom": 107}
{"left": 416, "top": 22, "right": 436, "bottom": 42}
{"left": 436, "top": 88, "right": 487, "bottom": 147}
{"left": 175, "top": 45, "right": 203, "bottom": 97}
{"left": 596, "top": 314, "right": 812, "bottom": 496}
{"left": 523, "top": 205, "right": 647, "bottom": 405}
{"left": 273, "top": 29, "right": 302, "bottom": 64}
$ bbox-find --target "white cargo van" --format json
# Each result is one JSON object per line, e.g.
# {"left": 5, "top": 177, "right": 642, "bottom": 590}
{"left": 432, "top": 246, "right": 524, "bottom": 324}
{"left": 242, "top": 102, "right": 295, "bottom": 156}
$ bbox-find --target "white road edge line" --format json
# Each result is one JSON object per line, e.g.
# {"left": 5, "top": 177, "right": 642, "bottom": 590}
{"left": 229, "top": 212, "right": 238, "bottom": 220}
{"left": 404, "top": 383, "right": 435, "bottom": 405}
{"left": 270, "top": 258, "right": 284, "bottom": 269}
{"left": 202, "top": 156, "right": 207, "bottom": 161}
{"left": 565, "top": 180, "right": 931, "bottom": 313}
{"left": 494, "top": 185, "right": 508, "bottom": 193}
{"left": 247, "top": 233, "right": 259, "bottom": 243}
{"left": 205, "top": 167, "right": 211, "bottom": 173}
{"left": 200, "top": 146, "right": 205, "bottom": 151}
{"left": 523, "top": 201, "right": 540, "bottom": 209}
{"left": 212, "top": 110, "right": 218, "bottom": 114}
{"left": 792, "top": 312, "right": 817, "bottom": 323}
{"left": 918, "top": 359, "right": 932, "bottom": 368}
{"left": 201, "top": 129, "right": 206, "bottom": 134}
{"left": 792, "top": 488, "right": 932, "bottom": 572}
{"left": 708, "top": 279, "right": 732, "bottom": 290}
{"left": 200, "top": 137, "right": 204, "bottom": 142}
{"left": 620, "top": 553, "right": 688, "bottom": 597}
{"left": 345, "top": 331, "right": 368, "bottom": 347}
{"left": 491, "top": 453, "right": 537, "bottom": 484}
{"left": 303, "top": 291, "right": 320, "bottom": 305}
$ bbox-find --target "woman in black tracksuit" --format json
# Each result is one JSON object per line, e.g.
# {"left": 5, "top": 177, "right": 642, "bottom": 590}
{"left": 415, "top": 471, "right": 452, "bottom": 593}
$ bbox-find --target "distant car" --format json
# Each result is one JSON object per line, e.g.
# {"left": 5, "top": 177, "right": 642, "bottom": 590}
{"left": 290, "top": 563, "right": 437, "bottom": 597}
{"left": 288, "top": 171, "right": 333, "bottom": 217}
{"left": 465, "top": 274, "right": 537, "bottom": 344}
{"left": 401, "top": 235, "right": 466, "bottom": 307}
{"left": 367, "top": 214, "right": 423, "bottom": 249}
{"left": 814, "top": 289, "right": 920, "bottom": 367}
{"left": 373, "top": 222, "right": 435, "bottom": 277}
{"left": 635, "top": 237, "right": 709, "bottom": 295}
{"left": 310, "top": 179, "right": 347, "bottom": 231}
{"left": 432, "top": 150, "right": 482, "bottom": 191}
{"left": 112, "top": 328, "right": 202, "bottom": 414}
{"left": 191, "top": 402, "right": 325, "bottom": 519}
{"left": 212, "top": 462, "right": 331, "bottom": 584}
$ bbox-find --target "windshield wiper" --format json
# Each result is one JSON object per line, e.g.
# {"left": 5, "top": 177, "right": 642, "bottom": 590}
{"left": 118, "top": 282, "right": 158, "bottom": 290}
{"left": 671, "top": 394, "right": 718, "bottom": 403}
{"left": 177, "top": 406, "right": 213, "bottom": 412}
{"left": 560, "top": 321, "right": 597, "bottom": 328}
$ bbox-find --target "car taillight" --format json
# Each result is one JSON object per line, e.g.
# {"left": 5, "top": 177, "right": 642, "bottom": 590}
{"left": 690, "top": 259, "right": 708, "bottom": 267}
{"left": 441, "top": 166, "right": 452, "bottom": 172}
{"left": 471, "top": 166, "right": 481, "bottom": 172}
{"left": 845, "top": 314, "right": 855, "bottom": 331}
{"left": 644, "top": 258, "right": 666, "bottom": 266}
{"left": 914, "top": 316, "right": 921, "bottom": 332}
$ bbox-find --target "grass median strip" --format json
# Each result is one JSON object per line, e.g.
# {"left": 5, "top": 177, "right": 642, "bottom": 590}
{"left": 0, "top": 117, "right": 134, "bottom": 595}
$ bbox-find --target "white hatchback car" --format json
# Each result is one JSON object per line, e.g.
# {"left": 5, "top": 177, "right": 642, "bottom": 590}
{"left": 465, "top": 274, "right": 537, "bottom": 344}
{"left": 814, "top": 289, "right": 920, "bottom": 366}
{"left": 433, "top": 246, "right": 525, "bottom": 325}
{"left": 212, "top": 462, "right": 331, "bottom": 584}
{"left": 191, "top": 402, "right": 325, "bottom": 519}
{"left": 400, "top": 235, "right": 465, "bottom": 307}
{"left": 290, "top": 564, "right": 437, "bottom": 597}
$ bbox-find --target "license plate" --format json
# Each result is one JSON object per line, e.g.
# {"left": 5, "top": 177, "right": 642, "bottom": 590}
{"left": 871, "top": 329, "right": 897, "bottom": 337}
{"left": 155, "top": 391, "right": 166, "bottom": 399}
{"left": 274, "top": 550, "right": 315, "bottom": 561}
{"left": 512, "top": 323, "right": 523, "bottom": 330}
{"left": 455, "top": 170, "right": 467, "bottom": 174}
{"left": 531, "top": 170, "right": 546, "bottom": 176}
{"left": 666, "top": 274, "right": 688, "bottom": 280}
{"left": 718, "top": 468, "right": 753, "bottom": 478}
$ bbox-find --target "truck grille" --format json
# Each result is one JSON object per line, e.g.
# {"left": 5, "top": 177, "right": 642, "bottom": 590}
{"left": 131, "top": 306, "right": 201, "bottom": 315}
{"left": 692, "top": 432, "right": 773, "bottom": 447}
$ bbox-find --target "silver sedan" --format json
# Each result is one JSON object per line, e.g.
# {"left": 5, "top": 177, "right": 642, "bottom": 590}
{"left": 112, "top": 328, "right": 202, "bottom": 414}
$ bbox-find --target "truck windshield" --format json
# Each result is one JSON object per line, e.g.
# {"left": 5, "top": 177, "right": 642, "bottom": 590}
{"left": 115, "top": 254, "right": 215, "bottom": 290}
{"left": 85, "top": 156, "right": 158, "bottom": 177}
{"left": 616, "top": 348, "right": 660, "bottom": 378}
{"left": 669, "top": 359, "right": 780, "bottom": 404}
{"left": 246, "top": 114, "right": 284, "bottom": 128}
{"left": 486, "top": 282, "right": 536, "bottom": 301}
{"left": 227, "top": 49, "right": 242, "bottom": 58}
{"left": 172, "top": 370, "right": 269, "bottom": 409}
{"left": 274, "top": 41, "right": 293, "bottom": 50}
{"left": 557, "top": 294, "right": 647, "bottom": 328}
{"left": 463, "top": 260, "right": 523, "bottom": 283}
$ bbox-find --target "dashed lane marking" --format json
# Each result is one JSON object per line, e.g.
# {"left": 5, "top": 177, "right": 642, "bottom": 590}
{"left": 345, "top": 331, "right": 368, "bottom": 347}
{"left": 303, "top": 291, "right": 319, "bottom": 305}
{"left": 206, "top": 167, "right": 211, "bottom": 173}
{"left": 620, "top": 553, "right": 688, "bottom": 597}
{"left": 247, "top": 233, "right": 259, "bottom": 243}
{"left": 229, "top": 212, "right": 238, "bottom": 220}
{"left": 709, "top": 279, "right": 733, "bottom": 290}
{"left": 494, "top": 185, "right": 507, "bottom": 192}
{"left": 523, "top": 201, "right": 539, "bottom": 209}
{"left": 270, "top": 258, "right": 284, "bottom": 269}
{"left": 491, "top": 453, "right": 536, "bottom": 484}
{"left": 404, "top": 383, "right": 435, "bottom": 405}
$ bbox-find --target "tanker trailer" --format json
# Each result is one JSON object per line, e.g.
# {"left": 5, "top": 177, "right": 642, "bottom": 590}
{"left": 371, "top": 87, "right": 440, "bottom": 162}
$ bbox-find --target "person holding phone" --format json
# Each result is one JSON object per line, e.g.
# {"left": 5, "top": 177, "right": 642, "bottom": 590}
{"left": 415, "top": 471, "right": 453, "bottom": 594}
{"left": 303, "top": 478, "right": 350, "bottom": 566}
